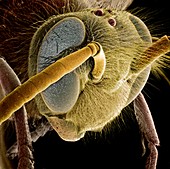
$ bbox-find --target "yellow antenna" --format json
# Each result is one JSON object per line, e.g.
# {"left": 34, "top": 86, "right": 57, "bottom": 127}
{"left": 131, "top": 35, "right": 170, "bottom": 73}
{"left": 0, "top": 42, "right": 105, "bottom": 124}
{"left": 1, "top": 36, "right": 170, "bottom": 124}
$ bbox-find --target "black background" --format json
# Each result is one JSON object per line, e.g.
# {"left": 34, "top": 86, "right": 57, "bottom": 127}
{"left": 1, "top": 0, "right": 170, "bottom": 169}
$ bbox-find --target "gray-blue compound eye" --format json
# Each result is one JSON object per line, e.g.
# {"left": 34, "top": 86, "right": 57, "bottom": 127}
{"left": 37, "top": 17, "right": 86, "bottom": 114}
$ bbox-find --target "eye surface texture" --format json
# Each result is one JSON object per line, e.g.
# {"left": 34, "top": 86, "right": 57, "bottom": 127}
{"left": 37, "top": 17, "right": 86, "bottom": 113}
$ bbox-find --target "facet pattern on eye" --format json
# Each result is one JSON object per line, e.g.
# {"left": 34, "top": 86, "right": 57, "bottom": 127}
{"left": 37, "top": 17, "right": 86, "bottom": 114}
{"left": 37, "top": 17, "right": 86, "bottom": 72}
{"left": 42, "top": 72, "right": 80, "bottom": 113}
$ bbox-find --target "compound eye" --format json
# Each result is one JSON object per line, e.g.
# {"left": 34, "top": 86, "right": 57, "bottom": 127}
{"left": 94, "top": 9, "right": 104, "bottom": 16}
{"left": 36, "top": 17, "right": 86, "bottom": 114}
{"left": 108, "top": 18, "right": 116, "bottom": 27}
